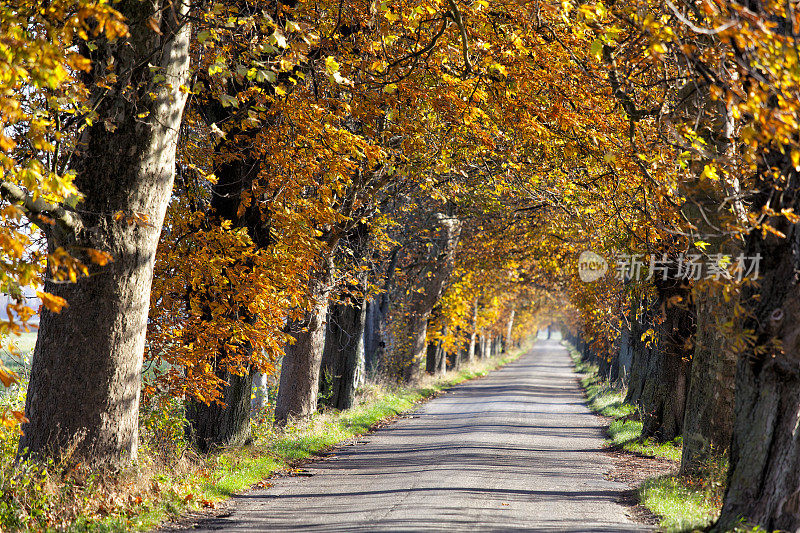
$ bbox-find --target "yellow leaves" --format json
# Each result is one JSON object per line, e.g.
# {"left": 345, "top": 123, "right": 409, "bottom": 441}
{"left": 781, "top": 209, "right": 800, "bottom": 224}
{"left": 324, "top": 56, "right": 351, "bottom": 86}
{"left": 701, "top": 164, "right": 720, "bottom": 181}
{"left": 67, "top": 53, "right": 93, "bottom": 72}
{"left": 762, "top": 224, "right": 787, "bottom": 240}
{"left": 37, "top": 291, "right": 68, "bottom": 313}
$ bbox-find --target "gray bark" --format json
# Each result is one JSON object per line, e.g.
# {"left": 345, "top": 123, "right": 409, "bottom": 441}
{"left": 274, "top": 256, "right": 334, "bottom": 424}
{"left": 319, "top": 290, "right": 367, "bottom": 411}
{"left": 680, "top": 283, "right": 737, "bottom": 475}
{"left": 716, "top": 158, "right": 800, "bottom": 531}
{"left": 399, "top": 214, "right": 462, "bottom": 382}
{"left": 186, "top": 370, "right": 254, "bottom": 452}
{"left": 503, "top": 309, "right": 515, "bottom": 353}
{"left": 425, "top": 324, "right": 448, "bottom": 376}
{"left": 18, "top": 0, "right": 190, "bottom": 466}
{"left": 467, "top": 300, "right": 478, "bottom": 363}
{"left": 252, "top": 371, "right": 270, "bottom": 410}
{"left": 637, "top": 279, "right": 695, "bottom": 442}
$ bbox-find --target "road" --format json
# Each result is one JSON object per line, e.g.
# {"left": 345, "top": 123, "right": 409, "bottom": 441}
{"left": 187, "top": 340, "right": 647, "bottom": 532}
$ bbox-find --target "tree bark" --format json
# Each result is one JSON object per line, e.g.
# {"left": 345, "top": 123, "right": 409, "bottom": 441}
{"left": 670, "top": 78, "right": 740, "bottom": 475}
{"left": 18, "top": 0, "right": 190, "bottom": 467}
{"left": 625, "top": 306, "right": 652, "bottom": 406}
{"left": 186, "top": 370, "right": 254, "bottom": 452}
{"left": 425, "top": 324, "right": 447, "bottom": 376}
{"left": 680, "top": 282, "right": 737, "bottom": 475}
{"left": 319, "top": 289, "right": 367, "bottom": 410}
{"left": 467, "top": 300, "right": 479, "bottom": 363}
{"left": 399, "top": 214, "right": 462, "bottom": 382}
{"left": 274, "top": 256, "right": 334, "bottom": 424}
{"left": 716, "top": 163, "right": 800, "bottom": 531}
{"left": 638, "top": 279, "right": 695, "bottom": 442}
{"left": 252, "top": 372, "right": 270, "bottom": 410}
{"left": 504, "top": 309, "right": 516, "bottom": 353}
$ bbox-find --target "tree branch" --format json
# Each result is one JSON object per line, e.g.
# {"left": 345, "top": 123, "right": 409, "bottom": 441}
{"left": 447, "top": 0, "right": 472, "bottom": 74}
{"left": 0, "top": 181, "right": 82, "bottom": 237}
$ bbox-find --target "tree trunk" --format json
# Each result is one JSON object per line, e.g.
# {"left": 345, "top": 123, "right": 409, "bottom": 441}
{"left": 425, "top": 325, "right": 448, "bottom": 376}
{"left": 183, "top": 122, "right": 269, "bottom": 450}
{"left": 399, "top": 214, "right": 462, "bottom": 382}
{"left": 716, "top": 164, "right": 800, "bottom": 531}
{"left": 680, "top": 283, "right": 737, "bottom": 475}
{"left": 480, "top": 335, "right": 487, "bottom": 359}
{"left": 252, "top": 372, "right": 270, "bottom": 410}
{"left": 274, "top": 256, "right": 334, "bottom": 424}
{"left": 363, "top": 298, "right": 383, "bottom": 379}
{"left": 504, "top": 309, "right": 516, "bottom": 353}
{"left": 616, "top": 323, "right": 633, "bottom": 386}
{"left": 467, "top": 300, "right": 479, "bottom": 363}
{"left": 19, "top": 0, "right": 190, "bottom": 467}
{"left": 625, "top": 307, "right": 651, "bottom": 406}
{"left": 638, "top": 279, "right": 695, "bottom": 442}
{"left": 186, "top": 370, "right": 254, "bottom": 452}
{"left": 319, "top": 290, "right": 367, "bottom": 410}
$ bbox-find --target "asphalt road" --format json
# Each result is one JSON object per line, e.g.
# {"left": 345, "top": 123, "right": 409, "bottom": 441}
{"left": 187, "top": 340, "right": 647, "bottom": 532}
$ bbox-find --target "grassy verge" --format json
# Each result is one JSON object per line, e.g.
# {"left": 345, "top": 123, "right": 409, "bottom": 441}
{"left": 1, "top": 341, "right": 530, "bottom": 532}
{"left": 566, "top": 342, "right": 726, "bottom": 532}
{"left": 569, "top": 346, "right": 680, "bottom": 461}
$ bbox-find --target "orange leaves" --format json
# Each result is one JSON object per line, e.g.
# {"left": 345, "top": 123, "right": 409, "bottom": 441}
{"left": 0, "top": 365, "right": 18, "bottom": 388}
{"left": 36, "top": 291, "right": 68, "bottom": 313}
{"left": 86, "top": 249, "right": 113, "bottom": 266}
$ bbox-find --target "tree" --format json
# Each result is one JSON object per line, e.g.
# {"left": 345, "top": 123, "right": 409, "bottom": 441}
{"left": 17, "top": 0, "right": 191, "bottom": 466}
{"left": 0, "top": 0, "right": 126, "bottom": 433}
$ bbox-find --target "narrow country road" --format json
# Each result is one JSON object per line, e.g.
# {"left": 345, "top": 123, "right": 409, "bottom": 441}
{"left": 187, "top": 340, "right": 648, "bottom": 532}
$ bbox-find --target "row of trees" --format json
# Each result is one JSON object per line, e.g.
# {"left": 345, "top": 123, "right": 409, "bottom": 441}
{"left": 557, "top": 1, "right": 800, "bottom": 531}
{"left": 2, "top": 0, "right": 800, "bottom": 530}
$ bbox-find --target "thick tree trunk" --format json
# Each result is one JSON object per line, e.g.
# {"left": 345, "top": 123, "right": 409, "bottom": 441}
{"left": 716, "top": 168, "right": 800, "bottom": 531}
{"left": 638, "top": 280, "right": 695, "bottom": 442}
{"left": 625, "top": 308, "right": 652, "bottom": 406}
{"left": 363, "top": 298, "right": 383, "bottom": 378}
{"left": 680, "top": 284, "right": 737, "bottom": 475}
{"left": 425, "top": 325, "right": 447, "bottom": 376}
{"left": 18, "top": 0, "right": 190, "bottom": 466}
{"left": 183, "top": 125, "right": 269, "bottom": 450}
{"left": 274, "top": 257, "right": 334, "bottom": 424}
{"left": 425, "top": 340, "right": 439, "bottom": 375}
{"left": 616, "top": 324, "right": 633, "bottom": 386}
{"left": 186, "top": 370, "right": 254, "bottom": 452}
{"left": 676, "top": 80, "right": 739, "bottom": 476}
{"left": 319, "top": 291, "right": 367, "bottom": 410}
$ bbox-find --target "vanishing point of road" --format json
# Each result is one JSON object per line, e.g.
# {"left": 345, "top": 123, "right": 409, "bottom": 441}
{"left": 187, "top": 340, "right": 648, "bottom": 532}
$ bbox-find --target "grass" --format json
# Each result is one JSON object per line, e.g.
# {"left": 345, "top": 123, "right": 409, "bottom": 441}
{"left": 567, "top": 344, "right": 680, "bottom": 461}
{"left": 0, "top": 340, "right": 531, "bottom": 532}
{"left": 566, "top": 341, "right": 726, "bottom": 532}
{"left": 0, "top": 330, "right": 37, "bottom": 377}
{"left": 640, "top": 474, "right": 722, "bottom": 533}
